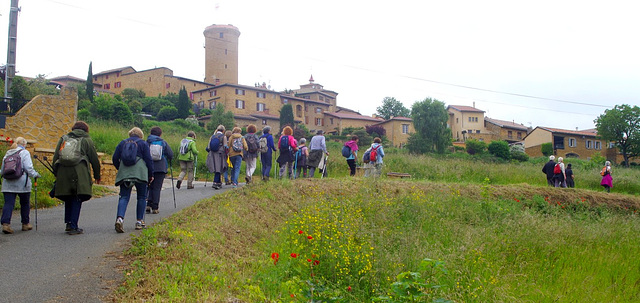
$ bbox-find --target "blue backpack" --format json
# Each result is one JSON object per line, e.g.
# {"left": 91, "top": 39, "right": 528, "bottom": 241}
{"left": 279, "top": 135, "right": 290, "bottom": 152}
{"left": 120, "top": 138, "right": 139, "bottom": 166}
{"left": 209, "top": 133, "right": 224, "bottom": 152}
{"left": 341, "top": 145, "right": 351, "bottom": 158}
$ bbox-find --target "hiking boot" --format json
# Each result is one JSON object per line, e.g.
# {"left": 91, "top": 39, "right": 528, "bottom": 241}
{"left": 2, "top": 224, "right": 14, "bottom": 234}
{"left": 135, "top": 221, "right": 144, "bottom": 230}
{"left": 67, "top": 228, "right": 84, "bottom": 235}
{"left": 225, "top": 181, "right": 231, "bottom": 185}
{"left": 22, "top": 223, "right": 33, "bottom": 231}
{"left": 176, "top": 180, "right": 182, "bottom": 189}
{"left": 152, "top": 209, "right": 159, "bottom": 214}
{"left": 187, "top": 185, "right": 194, "bottom": 189}
{"left": 245, "top": 176, "right": 250, "bottom": 184}
{"left": 65, "top": 223, "right": 72, "bottom": 231}
{"left": 115, "top": 217, "right": 124, "bottom": 233}
{"left": 146, "top": 206, "right": 152, "bottom": 214}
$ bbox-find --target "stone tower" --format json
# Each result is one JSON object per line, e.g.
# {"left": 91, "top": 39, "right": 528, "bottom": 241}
{"left": 204, "top": 24, "right": 240, "bottom": 85}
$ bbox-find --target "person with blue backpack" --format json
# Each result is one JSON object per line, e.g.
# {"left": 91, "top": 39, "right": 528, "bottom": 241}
{"left": 259, "top": 126, "right": 276, "bottom": 181}
{"left": 343, "top": 135, "right": 359, "bottom": 176}
{"left": 113, "top": 127, "right": 154, "bottom": 233}
{"left": 294, "top": 138, "right": 309, "bottom": 178}
{"left": 205, "top": 125, "right": 228, "bottom": 189}
{"left": 145, "top": 126, "right": 174, "bottom": 214}
{"left": 228, "top": 127, "right": 247, "bottom": 188}
{"left": 276, "top": 126, "right": 298, "bottom": 179}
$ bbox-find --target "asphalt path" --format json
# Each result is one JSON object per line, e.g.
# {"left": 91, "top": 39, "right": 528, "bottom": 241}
{"left": 0, "top": 178, "right": 234, "bottom": 303}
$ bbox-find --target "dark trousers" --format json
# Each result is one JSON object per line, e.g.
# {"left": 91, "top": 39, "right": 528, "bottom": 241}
{"left": 63, "top": 196, "right": 82, "bottom": 229}
{"left": 147, "top": 172, "right": 165, "bottom": 210}
{"left": 261, "top": 152, "right": 272, "bottom": 177}
{"left": 347, "top": 159, "right": 356, "bottom": 176}
{"left": 214, "top": 172, "right": 221, "bottom": 184}
{"left": 1, "top": 192, "right": 30, "bottom": 225}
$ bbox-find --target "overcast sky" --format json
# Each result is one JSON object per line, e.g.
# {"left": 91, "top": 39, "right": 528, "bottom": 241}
{"left": 1, "top": 0, "right": 639, "bottom": 130}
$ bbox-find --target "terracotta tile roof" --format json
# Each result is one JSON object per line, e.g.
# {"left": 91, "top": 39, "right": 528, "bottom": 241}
{"left": 484, "top": 117, "right": 529, "bottom": 131}
{"left": 324, "top": 112, "right": 385, "bottom": 122}
{"left": 537, "top": 126, "right": 598, "bottom": 137}
{"left": 94, "top": 66, "right": 135, "bottom": 76}
{"left": 447, "top": 105, "right": 485, "bottom": 113}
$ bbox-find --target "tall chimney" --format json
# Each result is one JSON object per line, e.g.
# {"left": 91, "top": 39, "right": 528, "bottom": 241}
{"left": 473, "top": 101, "right": 475, "bottom": 108}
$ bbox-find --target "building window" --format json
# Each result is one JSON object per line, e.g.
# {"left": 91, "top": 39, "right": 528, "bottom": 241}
{"left": 210, "top": 90, "right": 217, "bottom": 97}
{"left": 517, "top": 132, "right": 522, "bottom": 139}
{"left": 282, "top": 98, "right": 288, "bottom": 104}
{"left": 104, "top": 83, "right": 110, "bottom": 89}
{"left": 219, "top": 32, "right": 224, "bottom": 38}
{"left": 93, "top": 76, "right": 97, "bottom": 82}
{"left": 568, "top": 138, "right": 576, "bottom": 147}
{"left": 315, "top": 107, "right": 322, "bottom": 113}
{"left": 235, "top": 99, "right": 245, "bottom": 109}
{"left": 595, "top": 141, "right": 602, "bottom": 150}
{"left": 402, "top": 124, "right": 409, "bottom": 134}
{"left": 235, "top": 89, "right": 245, "bottom": 95}
{"left": 305, "top": 116, "right": 309, "bottom": 124}
{"left": 225, "top": 64, "right": 227, "bottom": 69}
{"left": 456, "top": 118, "right": 459, "bottom": 123}
{"left": 303, "top": 96, "right": 310, "bottom": 99}
{"left": 330, "top": 118, "right": 334, "bottom": 125}
{"left": 586, "top": 140, "right": 592, "bottom": 149}
{"left": 508, "top": 131, "right": 513, "bottom": 139}
{"left": 609, "top": 142, "right": 616, "bottom": 149}
{"left": 256, "top": 103, "right": 265, "bottom": 111}
{"left": 116, "top": 72, "right": 120, "bottom": 77}
{"left": 319, "top": 96, "right": 324, "bottom": 101}
{"left": 115, "top": 82, "right": 121, "bottom": 88}
{"left": 166, "top": 83, "right": 171, "bottom": 89}
{"left": 256, "top": 92, "right": 266, "bottom": 98}
{"left": 225, "top": 49, "right": 227, "bottom": 55}
{"left": 209, "top": 101, "right": 216, "bottom": 109}
{"left": 189, "top": 92, "right": 193, "bottom": 100}
{"left": 468, "top": 117, "right": 478, "bottom": 122}
{"left": 476, "top": 130, "right": 480, "bottom": 134}
{"left": 315, "top": 118, "right": 322, "bottom": 126}
{"left": 296, "top": 105, "right": 303, "bottom": 117}
{"left": 198, "top": 101, "right": 204, "bottom": 108}
{"left": 105, "top": 75, "right": 109, "bottom": 79}
{"left": 262, "top": 119, "right": 267, "bottom": 125}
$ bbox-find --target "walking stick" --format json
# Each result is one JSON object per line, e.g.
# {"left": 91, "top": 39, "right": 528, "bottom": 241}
{"left": 34, "top": 177, "right": 38, "bottom": 230}
{"left": 169, "top": 159, "right": 176, "bottom": 208}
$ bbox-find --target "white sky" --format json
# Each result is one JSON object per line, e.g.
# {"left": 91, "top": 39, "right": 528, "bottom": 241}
{"left": 1, "top": 0, "right": 639, "bottom": 130}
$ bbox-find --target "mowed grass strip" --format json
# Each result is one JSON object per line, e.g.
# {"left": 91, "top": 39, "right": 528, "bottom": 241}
{"left": 117, "top": 179, "right": 640, "bottom": 302}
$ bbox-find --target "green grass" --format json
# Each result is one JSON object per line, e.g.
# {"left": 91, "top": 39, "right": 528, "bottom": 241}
{"left": 117, "top": 179, "right": 640, "bottom": 302}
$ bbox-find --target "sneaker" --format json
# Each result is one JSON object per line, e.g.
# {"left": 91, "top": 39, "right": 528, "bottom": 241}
{"left": 225, "top": 181, "right": 231, "bottom": 185}
{"left": 176, "top": 180, "right": 182, "bottom": 189}
{"left": 152, "top": 209, "right": 159, "bottom": 214}
{"left": 245, "top": 176, "right": 250, "bottom": 184}
{"left": 67, "top": 228, "right": 84, "bottom": 235}
{"left": 2, "top": 224, "right": 14, "bottom": 234}
{"left": 115, "top": 217, "right": 124, "bottom": 233}
{"left": 65, "top": 223, "right": 72, "bottom": 231}
{"left": 22, "top": 223, "right": 33, "bottom": 231}
{"left": 135, "top": 221, "right": 144, "bottom": 230}
{"left": 146, "top": 206, "right": 152, "bottom": 214}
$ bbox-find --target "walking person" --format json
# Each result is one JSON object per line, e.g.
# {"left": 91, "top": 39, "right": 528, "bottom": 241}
{"left": 228, "top": 127, "right": 247, "bottom": 187}
{"left": 276, "top": 126, "right": 298, "bottom": 179}
{"left": 259, "top": 126, "right": 276, "bottom": 181}
{"left": 146, "top": 126, "right": 173, "bottom": 214}
{"left": 113, "top": 127, "right": 154, "bottom": 233}
{"left": 344, "top": 135, "right": 359, "bottom": 176}
{"left": 565, "top": 163, "right": 575, "bottom": 188}
{"left": 243, "top": 124, "right": 260, "bottom": 184}
{"left": 307, "top": 130, "right": 329, "bottom": 178}
{"left": 52, "top": 121, "right": 101, "bottom": 235}
{"left": 223, "top": 130, "right": 233, "bottom": 185}
{"left": 553, "top": 157, "right": 567, "bottom": 188}
{"left": 295, "top": 138, "right": 309, "bottom": 178}
{"left": 176, "top": 131, "right": 199, "bottom": 189}
{"left": 600, "top": 161, "right": 613, "bottom": 193}
{"left": 205, "top": 125, "right": 228, "bottom": 190}
{"left": 1, "top": 137, "right": 41, "bottom": 234}
{"left": 542, "top": 155, "right": 556, "bottom": 186}
{"left": 364, "top": 137, "right": 385, "bottom": 178}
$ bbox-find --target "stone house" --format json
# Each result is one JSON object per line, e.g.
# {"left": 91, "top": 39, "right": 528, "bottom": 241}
{"left": 523, "top": 126, "right": 622, "bottom": 162}
{"left": 371, "top": 116, "right": 414, "bottom": 147}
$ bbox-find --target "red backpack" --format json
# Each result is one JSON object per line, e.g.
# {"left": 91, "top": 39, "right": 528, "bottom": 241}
{"left": 553, "top": 163, "right": 561, "bottom": 174}
{"left": 370, "top": 146, "right": 380, "bottom": 162}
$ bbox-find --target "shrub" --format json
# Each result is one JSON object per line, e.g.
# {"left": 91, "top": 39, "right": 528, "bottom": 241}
{"left": 541, "top": 142, "right": 553, "bottom": 156}
{"left": 157, "top": 106, "right": 178, "bottom": 121}
{"left": 511, "top": 151, "right": 529, "bottom": 162}
{"left": 488, "top": 140, "right": 511, "bottom": 160}
{"left": 465, "top": 139, "right": 487, "bottom": 155}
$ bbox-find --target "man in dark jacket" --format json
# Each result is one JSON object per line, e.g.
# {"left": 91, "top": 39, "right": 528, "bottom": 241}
{"left": 542, "top": 155, "right": 556, "bottom": 186}
{"left": 146, "top": 126, "right": 173, "bottom": 214}
{"left": 52, "top": 121, "right": 101, "bottom": 235}
{"left": 112, "top": 127, "right": 154, "bottom": 233}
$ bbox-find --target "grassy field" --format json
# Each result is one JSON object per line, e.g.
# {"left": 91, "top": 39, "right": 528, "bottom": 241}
{"left": 116, "top": 178, "right": 640, "bottom": 302}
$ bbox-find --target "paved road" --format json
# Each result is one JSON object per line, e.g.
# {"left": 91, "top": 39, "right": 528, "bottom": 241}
{"left": 0, "top": 179, "right": 233, "bottom": 303}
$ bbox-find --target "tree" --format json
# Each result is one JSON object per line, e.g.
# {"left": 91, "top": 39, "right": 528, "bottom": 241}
{"left": 121, "top": 88, "right": 145, "bottom": 102}
{"left": 541, "top": 142, "right": 553, "bottom": 157}
{"left": 205, "top": 104, "right": 235, "bottom": 132}
{"left": 86, "top": 62, "right": 94, "bottom": 102}
{"left": 366, "top": 125, "right": 386, "bottom": 137}
{"left": 595, "top": 104, "right": 640, "bottom": 167}
{"left": 376, "top": 97, "right": 410, "bottom": 120}
{"left": 465, "top": 139, "right": 487, "bottom": 155}
{"left": 176, "top": 86, "right": 191, "bottom": 119}
{"left": 279, "top": 104, "right": 295, "bottom": 132}
{"left": 406, "top": 98, "right": 450, "bottom": 154}
{"left": 488, "top": 140, "right": 511, "bottom": 160}
{"left": 157, "top": 106, "right": 179, "bottom": 121}
{"left": 9, "top": 76, "right": 31, "bottom": 113}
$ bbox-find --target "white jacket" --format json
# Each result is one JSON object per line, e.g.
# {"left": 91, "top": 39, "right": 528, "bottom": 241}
{"left": 1, "top": 147, "right": 41, "bottom": 193}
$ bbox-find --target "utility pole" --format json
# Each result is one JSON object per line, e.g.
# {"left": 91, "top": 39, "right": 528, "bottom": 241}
{"left": 4, "top": 0, "right": 19, "bottom": 101}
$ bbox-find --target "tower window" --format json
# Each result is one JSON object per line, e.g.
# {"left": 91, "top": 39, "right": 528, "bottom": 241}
{"left": 219, "top": 32, "right": 224, "bottom": 38}
{"left": 225, "top": 49, "right": 228, "bottom": 55}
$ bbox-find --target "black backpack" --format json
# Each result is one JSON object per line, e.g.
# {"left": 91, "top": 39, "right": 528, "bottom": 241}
{"left": 246, "top": 134, "right": 259, "bottom": 153}
{"left": 2, "top": 150, "right": 24, "bottom": 180}
{"left": 120, "top": 138, "right": 139, "bottom": 166}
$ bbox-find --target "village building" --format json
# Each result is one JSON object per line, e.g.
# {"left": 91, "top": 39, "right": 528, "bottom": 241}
{"left": 523, "top": 126, "right": 621, "bottom": 162}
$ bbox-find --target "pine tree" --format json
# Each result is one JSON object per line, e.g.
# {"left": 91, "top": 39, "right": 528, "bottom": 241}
{"left": 177, "top": 86, "right": 191, "bottom": 119}
{"left": 86, "top": 62, "right": 94, "bottom": 102}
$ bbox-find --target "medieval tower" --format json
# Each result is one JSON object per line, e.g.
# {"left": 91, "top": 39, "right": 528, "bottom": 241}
{"left": 204, "top": 24, "right": 240, "bottom": 85}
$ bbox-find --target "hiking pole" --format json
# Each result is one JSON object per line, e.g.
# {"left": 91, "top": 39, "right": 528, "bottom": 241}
{"left": 33, "top": 155, "right": 53, "bottom": 173}
{"left": 169, "top": 160, "right": 176, "bottom": 208}
{"left": 193, "top": 155, "right": 198, "bottom": 183}
{"left": 34, "top": 177, "right": 38, "bottom": 230}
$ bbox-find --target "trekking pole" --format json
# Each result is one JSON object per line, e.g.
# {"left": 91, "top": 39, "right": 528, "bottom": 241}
{"left": 169, "top": 160, "right": 176, "bottom": 208}
{"left": 293, "top": 152, "right": 298, "bottom": 180}
{"left": 33, "top": 155, "right": 53, "bottom": 173}
{"left": 193, "top": 155, "right": 198, "bottom": 182}
{"left": 34, "top": 177, "right": 38, "bottom": 230}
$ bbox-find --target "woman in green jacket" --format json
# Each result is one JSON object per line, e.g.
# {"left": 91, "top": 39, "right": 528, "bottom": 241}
{"left": 52, "top": 121, "right": 101, "bottom": 235}
{"left": 176, "top": 131, "right": 199, "bottom": 189}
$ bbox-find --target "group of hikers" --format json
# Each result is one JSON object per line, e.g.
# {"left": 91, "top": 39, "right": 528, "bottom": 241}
{"left": 1, "top": 121, "right": 386, "bottom": 236}
{"left": 542, "top": 155, "right": 613, "bottom": 192}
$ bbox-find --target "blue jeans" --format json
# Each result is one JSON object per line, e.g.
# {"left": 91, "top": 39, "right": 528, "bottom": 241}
{"left": 117, "top": 182, "right": 147, "bottom": 221}
{"left": 261, "top": 152, "right": 272, "bottom": 177}
{"left": 230, "top": 155, "right": 242, "bottom": 185}
{"left": 63, "top": 196, "right": 82, "bottom": 229}
{"left": 1, "top": 192, "right": 30, "bottom": 225}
